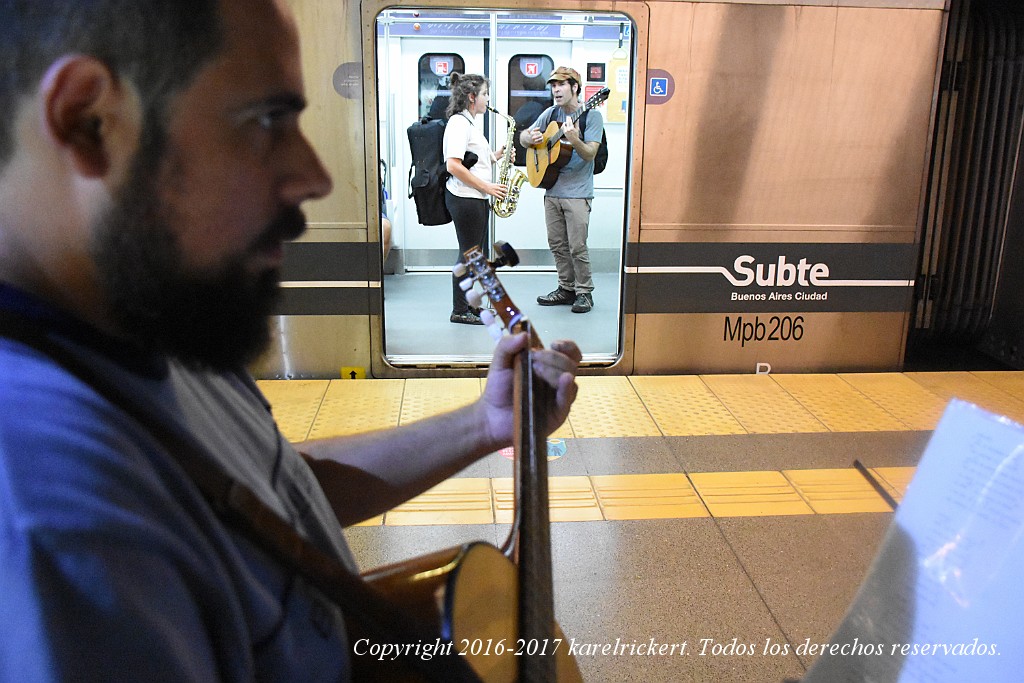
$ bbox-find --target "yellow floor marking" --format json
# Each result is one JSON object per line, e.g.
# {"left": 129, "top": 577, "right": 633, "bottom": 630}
{"left": 971, "top": 371, "right": 1024, "bottom": 406}
{"left": 352, "top": 515, "right": 384, "bottom": 527}
{"left": 700, "top": 375, "right": 827, "bottom": 434}
{"left": 772, "top": 374, "right": 907, "bottom": 433}
{"left": 629, "top": 376, "right": 746, "bottom": 436}
{"left": 905, "top": 372, "right": 1024, "bottom": 424}
{"left": 492, "top": 476, "right": 602, "bottom": 523}
{"left": 870, "top": 466, "right": 916, "bottom": 503}
{"left": 783, "top": 468, "right": 894, "bottom": 514}
{"left": 567, "top": 376, "right": 662, "bottom": 438}
{"left": 838, "top": 373, "right": 946, "bottom": 431}
{"left": 398, "top": 378, "right": 481, "bottom": 425}
{"left": 307, "top": 379, "right": 404, "bottom": 439}
{"left": 592, "top": 473, "right": 709, "bottom": 519}
{"left": 258, "top": 371, "right": 1024, "bottom": 441}
{"left": 688, "top": 471, "right": 815, "bottom": 517}
{"left": 257, "top": 379, "right": 329, "bottom": 443}
{"left": 384, "top": 478, "right": 493, "bottom": 526}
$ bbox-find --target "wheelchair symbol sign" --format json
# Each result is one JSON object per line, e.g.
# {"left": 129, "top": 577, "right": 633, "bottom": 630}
{"left": 649, "top": 77, "right": 668, "bottom": 97}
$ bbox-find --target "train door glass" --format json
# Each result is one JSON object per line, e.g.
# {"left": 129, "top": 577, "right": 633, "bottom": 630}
{"left": 417, "top": 53, "right": 465, "bottom": 121}
{"left": 508, "top": 55, "right": 555, "bottom": 171}
{"left": 376, "top": 9, "right": 634, "bottom": 367}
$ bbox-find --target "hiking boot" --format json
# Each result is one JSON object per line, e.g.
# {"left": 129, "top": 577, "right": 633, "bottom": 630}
{"left": 537, "top": 287, "right": 575, "bottom": 306}
{"left": 450, "top": 310, "right": 483, "bottom": 325}
{"left": 571, "top": 293, "right": 593, "bottom": 313}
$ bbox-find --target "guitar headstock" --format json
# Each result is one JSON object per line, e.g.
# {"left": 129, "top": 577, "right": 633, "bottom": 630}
{"left": 454, "top": 241, "right": 525, "bottom": 340}
{"left": 584, "top": 87, "right": 610, "bottom": 111}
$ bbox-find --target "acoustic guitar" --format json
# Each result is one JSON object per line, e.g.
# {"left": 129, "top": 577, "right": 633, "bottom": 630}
{"left": 525, "top": 87, "right": 610, "bottom": 189}
{"left": 351, "top": 242, "right": 582, "bottom": 682}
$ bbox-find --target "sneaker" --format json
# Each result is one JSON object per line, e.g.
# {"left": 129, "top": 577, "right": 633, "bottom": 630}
{"left": 450, "top": 311, "right": 483, "bottom": 325}
{"left": 537, "top": 287, "right": 575, "bottom": 306}
{"left": 571, "top": 293, "right": 593, "bottom": 313}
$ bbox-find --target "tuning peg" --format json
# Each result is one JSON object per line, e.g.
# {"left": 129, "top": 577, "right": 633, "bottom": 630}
{"left": 466, "top": 290, "right": 483, "bottom": 308}
{"left": 452, "top": 263, "right": 468, "bottom": 277}
{"left": 480, "top": 310, "right": 503, "bottom": 341}
{"left": 459, "top": 278, "right": 474, "bottom": 292}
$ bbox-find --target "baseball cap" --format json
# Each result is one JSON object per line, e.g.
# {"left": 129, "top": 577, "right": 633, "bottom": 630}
{"left": 547, "top": 66, "right": 581, "bottom": 85}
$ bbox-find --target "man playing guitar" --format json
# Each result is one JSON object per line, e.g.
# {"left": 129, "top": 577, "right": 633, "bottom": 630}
{"left": 520, "top": 66, "right": 603, "bottom": 315}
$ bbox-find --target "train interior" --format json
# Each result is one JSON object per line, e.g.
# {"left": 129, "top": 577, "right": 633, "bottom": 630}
{"left": 376, "top": 8, "right": 633, "bottom": 367}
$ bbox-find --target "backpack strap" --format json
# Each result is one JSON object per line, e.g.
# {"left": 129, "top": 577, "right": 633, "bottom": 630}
{"left": 542, "top": 105, "right": 559, "bottom": 129}
{"left": 0, "top": 309, "right": 480, "bottom": 683}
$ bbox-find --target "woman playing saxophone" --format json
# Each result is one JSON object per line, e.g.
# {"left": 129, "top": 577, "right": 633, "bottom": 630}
{"left": 442, "top": 73, "right": 508, "bottom": 325}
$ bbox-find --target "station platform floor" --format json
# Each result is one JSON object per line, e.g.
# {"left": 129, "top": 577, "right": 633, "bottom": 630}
{"left": 257, "top": 370, "right": 1024, "bottom": 682}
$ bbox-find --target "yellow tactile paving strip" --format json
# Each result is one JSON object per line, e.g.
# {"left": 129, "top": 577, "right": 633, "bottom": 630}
{"left": 308, "top": 379, "right": 404, "bottom": 439}
{"left": 771, "top": 374, "right": 906, "bottom": 433}
{"left": 871, "top": 466, "right": 916, "bottom": 503}
{"left": 905, "top": 372, "right": 1024, "bottom": 425}
{"left": 259, "top": 379, "right": 329, "bottom": 443}
{"left": 837, "top": 373, "right": 947, "bottom": 431}
{"left": 629, "top": 376, "right": 746, "bottom": 436}
{"left": 493, "top": 476, "right": 603, "bottom": 523}
{"left": 567, "top": 376, "right": 661, "bottom": 438}
{"left": 969, "top": 372, "right": 1024, "bottom": 411}
{"left": 783, "top": 468, "right": 894, "bottom": 514}
{"left": 254, "top": 372, "right": 1020, "bottom": 523}
{"left": 358, "top": 467, "right": 917, "bottom": 526}
{"left": 592, "top": 473, "right": 709, "bottom": 519}
{"left": 700, "top": 375, "right": 827, "bottom": 434}
{"left": 398, "top": 378, "right": 481, "bottom": 424}
{"left": 689, "top": 471, "right": 815, "bottom": 517}
{"left": 384, "top": 478, "right": 493, "bottom": 526}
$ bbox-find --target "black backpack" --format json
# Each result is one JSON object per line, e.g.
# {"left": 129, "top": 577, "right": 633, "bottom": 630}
{"left": 406, "top": 117, "right": 451, "bottom": 226}
{"left": 578, "top": 109, "right": 608, "bottom": 175}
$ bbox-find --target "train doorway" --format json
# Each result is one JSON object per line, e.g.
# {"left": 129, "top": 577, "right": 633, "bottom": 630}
{"left": 374, "top": 8, "right": 635, "bottom": 367}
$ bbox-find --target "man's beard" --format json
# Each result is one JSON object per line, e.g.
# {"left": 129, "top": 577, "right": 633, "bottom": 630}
{"left": 91, "top": 125, "right": 306, "bottom": 371}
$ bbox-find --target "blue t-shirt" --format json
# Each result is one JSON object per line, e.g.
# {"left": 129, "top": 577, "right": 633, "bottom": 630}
{"left": 0, "top": 283, "right": 353, "bottom": 681}
{"left": 531, "top": 104, "right": 604, "bottom": 199}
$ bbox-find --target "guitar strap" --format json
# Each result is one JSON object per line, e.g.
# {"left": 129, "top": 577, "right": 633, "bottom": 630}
{"left": 0, "top": 310, "right": 480, "bottom": 683}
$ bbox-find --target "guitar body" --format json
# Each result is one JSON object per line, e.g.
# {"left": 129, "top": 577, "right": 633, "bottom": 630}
{"left": 352, "top": 541, "right": 582, "bottom": 682}
{"left": 526, "top": 121, "right": 573, "bottom": 189}
{"left": 524, "top": 87, "right": 611, "bottom": 190}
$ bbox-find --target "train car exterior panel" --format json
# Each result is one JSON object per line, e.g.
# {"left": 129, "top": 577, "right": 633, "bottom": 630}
{"left": 260, "top": 0, "right": 952, "bottom": 378}
{"left": 633, "top": 311, "right": 910, "bottom": 374}
{"left": 640, "top": 3, "right": 942, "bottom": 236}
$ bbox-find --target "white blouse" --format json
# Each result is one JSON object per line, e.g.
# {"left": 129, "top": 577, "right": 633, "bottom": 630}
{"left": 442, "top": 111, "right": 493, "bottom": 200}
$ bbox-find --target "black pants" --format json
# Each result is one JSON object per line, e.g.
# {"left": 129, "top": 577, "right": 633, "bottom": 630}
{"left": 445, "top": 189, "right": 490, "bottom": 314}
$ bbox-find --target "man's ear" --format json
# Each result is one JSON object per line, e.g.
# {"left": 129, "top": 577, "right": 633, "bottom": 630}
{"left": 40, "top": 55, "right": 129, "bottom": 179}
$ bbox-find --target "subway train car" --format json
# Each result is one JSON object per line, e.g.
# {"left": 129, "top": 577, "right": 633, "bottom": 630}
{"left": 260, "top": 0, "right": 1023, "bottom": 379}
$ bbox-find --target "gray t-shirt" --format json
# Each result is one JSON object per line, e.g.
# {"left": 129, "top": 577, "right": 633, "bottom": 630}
{"left": 531, "top": 104, "right": 604, "bottom": 199}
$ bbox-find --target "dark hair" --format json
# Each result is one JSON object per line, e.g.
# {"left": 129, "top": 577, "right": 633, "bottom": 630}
{"left": 0, "top": 0, "right": 224, "bottom": 167}
{"left": 445, "top": 72, "right": 488, "bottom": 119}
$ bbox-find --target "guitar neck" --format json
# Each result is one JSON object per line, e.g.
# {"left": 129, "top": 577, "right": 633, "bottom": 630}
{"left": 547, "top": 105, "right": 588, "bottom": 147}
{"left": 457, "top": 247, "right": 561, "bottom": 679}
{"left": 509, "top": 319, "right": 556, "bottom": 679}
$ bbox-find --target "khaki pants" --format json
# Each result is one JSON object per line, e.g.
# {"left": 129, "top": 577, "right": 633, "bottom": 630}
{"left": 543, "top": 197, "right": 594, "bottom": 294}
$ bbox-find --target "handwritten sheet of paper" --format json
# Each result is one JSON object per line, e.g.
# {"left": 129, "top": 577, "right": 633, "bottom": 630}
{"left": 804, "top": 399, "right": 1024, "bottom": 682}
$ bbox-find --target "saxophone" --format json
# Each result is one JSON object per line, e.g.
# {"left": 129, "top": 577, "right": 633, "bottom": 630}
{"left": 488, "top": 106, "right": 529, "bottom": 218}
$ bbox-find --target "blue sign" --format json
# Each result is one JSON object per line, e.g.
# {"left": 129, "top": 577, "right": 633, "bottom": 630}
{"left": 649, "top": 77, "right": 668, "bottom": 97}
